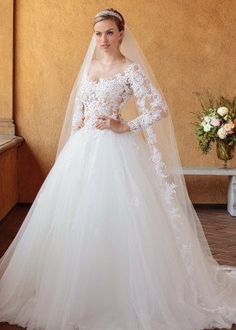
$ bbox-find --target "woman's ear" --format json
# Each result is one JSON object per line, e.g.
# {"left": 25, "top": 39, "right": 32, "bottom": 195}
{"left": 119, "top": 30, "right": 124, "bottom": 42}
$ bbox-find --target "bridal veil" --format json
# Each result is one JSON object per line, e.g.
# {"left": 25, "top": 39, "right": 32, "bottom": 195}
{"left": 55, "top": 18, "right": 228, "bottom": 281}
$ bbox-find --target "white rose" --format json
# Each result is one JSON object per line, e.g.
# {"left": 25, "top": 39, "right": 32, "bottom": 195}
{"left": 200, "top": 120, "right": 205, "bottom": 127}
{"left": 204, "top": 116, "right": 211, "bottom": 123}
{"left": 217, "top": 106, "right": 229, "bottom": 117}
{"left": 203, "top": 123, "right": 212, "bottom": 132}
{"left": 217, "top": 127, "right": 227, "bottom": 139}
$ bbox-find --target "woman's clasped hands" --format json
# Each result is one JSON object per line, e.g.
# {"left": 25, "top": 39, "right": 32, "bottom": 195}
{"left": 75, "top": 114, "right": 130, "bottom": 133}
{"left": 95, "top": 114, "right": 130, "bottom": 133}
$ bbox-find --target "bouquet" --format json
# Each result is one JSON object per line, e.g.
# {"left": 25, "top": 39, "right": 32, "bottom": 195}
{"left": 193, "top": 90, "right": 236, "bottom": 166}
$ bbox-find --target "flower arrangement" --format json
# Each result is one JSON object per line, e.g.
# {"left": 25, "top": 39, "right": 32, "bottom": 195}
{"left": 193, "top": 90, "right": 236, "bottom": 167}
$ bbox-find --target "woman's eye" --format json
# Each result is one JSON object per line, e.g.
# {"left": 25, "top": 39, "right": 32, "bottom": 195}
{"left": 107, "top": 31, "right": 113, "bottom": 35}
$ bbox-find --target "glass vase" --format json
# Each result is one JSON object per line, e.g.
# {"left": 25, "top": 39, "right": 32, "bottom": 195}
{"left": 216, "top": 140, "right": 234, "bottom": 168}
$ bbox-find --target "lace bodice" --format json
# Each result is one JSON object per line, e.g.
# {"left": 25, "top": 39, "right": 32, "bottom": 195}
{"left": 71, "top": 62, "right": 168, "bottom": 134}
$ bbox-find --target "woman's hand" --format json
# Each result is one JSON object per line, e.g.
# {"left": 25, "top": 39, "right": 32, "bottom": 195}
{"left": 77, "top": 116, "right": 85, "bottom": 129}
{"left": 95, "top": 115, "right": 130, "bottom": 133}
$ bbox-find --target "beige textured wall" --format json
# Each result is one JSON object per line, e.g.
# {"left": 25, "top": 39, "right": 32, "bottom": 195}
{"left": 0, "top": 0, "right": 13, "bottom": 121}
{"left": 14, "top": 1, "right": 236, "bottom": 203}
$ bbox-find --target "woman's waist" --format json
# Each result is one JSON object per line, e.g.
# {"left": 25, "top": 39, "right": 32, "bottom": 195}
{"left": 82, "top": 112, "right": 120, "bottom": 129}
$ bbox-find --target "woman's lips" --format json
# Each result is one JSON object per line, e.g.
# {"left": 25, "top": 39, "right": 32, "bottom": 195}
{"left": 102, "top": 44, "right": 110, "bottom": 48}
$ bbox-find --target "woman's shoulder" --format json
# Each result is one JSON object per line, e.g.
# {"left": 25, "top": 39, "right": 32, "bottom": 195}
{"left": 124, "top": 58, "right": 139, "bottom": 70}
{"left": 124, "top": 59, "right": 145, "bottom": 79}
{"left": 124, "top": 58, "right": 143, "bottom": 71}
{"left": 89, "top": 59, "right": 99, "bottom": 72}
{"left": 124, "top": 57, "right": 133, "bottom": 66}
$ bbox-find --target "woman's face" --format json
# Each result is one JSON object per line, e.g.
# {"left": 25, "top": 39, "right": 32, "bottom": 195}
{"left": 94, "top": 19, "right": 123, "bottom": 52}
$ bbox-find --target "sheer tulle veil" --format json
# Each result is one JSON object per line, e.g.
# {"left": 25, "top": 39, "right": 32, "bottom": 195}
{"left": 55, "top": 9, "right": 236, "bottom": 284}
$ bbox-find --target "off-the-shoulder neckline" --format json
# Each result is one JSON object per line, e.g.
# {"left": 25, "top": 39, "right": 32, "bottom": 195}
{"left": 85, "top": 62, "right": 139, "bottom": 84}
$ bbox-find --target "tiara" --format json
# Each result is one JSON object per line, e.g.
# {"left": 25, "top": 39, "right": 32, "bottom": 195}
{"left": 95, "top": 10, "right": 123, "bottom": 23}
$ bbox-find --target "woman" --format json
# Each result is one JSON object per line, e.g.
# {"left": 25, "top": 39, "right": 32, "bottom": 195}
{"left": 1, "top": 7, "right": 236, "bottom": 330}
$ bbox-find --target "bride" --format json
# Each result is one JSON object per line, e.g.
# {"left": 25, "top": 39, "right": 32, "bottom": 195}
{"left": 1, "top": 7, "right": 236, "bottom": 330}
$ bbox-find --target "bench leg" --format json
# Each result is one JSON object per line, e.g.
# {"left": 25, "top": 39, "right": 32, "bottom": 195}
{"left": 227, "top": 176, "right": 236, "bottom": 216}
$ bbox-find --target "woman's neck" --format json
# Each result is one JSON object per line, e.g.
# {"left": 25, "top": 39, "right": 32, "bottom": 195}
{"left": 98, "top": 51, "right": 126, "bottom": 67}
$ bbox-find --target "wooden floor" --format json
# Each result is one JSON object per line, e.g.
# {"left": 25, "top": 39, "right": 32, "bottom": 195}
{"left": 0, "top": 204, "right": 236, "bottom": 330}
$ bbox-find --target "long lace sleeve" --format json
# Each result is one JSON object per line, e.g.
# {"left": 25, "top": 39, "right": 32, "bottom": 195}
{"left": 127, "top": 63, "right": 168, "bottom": 132}
{"left": 70, "top": 96, "right": 85, "bottom": 136}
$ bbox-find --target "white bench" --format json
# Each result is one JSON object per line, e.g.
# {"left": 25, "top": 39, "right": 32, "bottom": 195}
{"left": 182, "top": 167, "right": 236, "bottom": 216}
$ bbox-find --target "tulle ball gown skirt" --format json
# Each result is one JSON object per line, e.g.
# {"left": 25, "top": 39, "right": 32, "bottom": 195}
{"left": 1, "top": 127, "right": 236, "bottom": 330}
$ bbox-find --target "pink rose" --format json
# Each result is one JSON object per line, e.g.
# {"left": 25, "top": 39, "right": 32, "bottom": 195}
{"left": 224, "top": 122, "right": 234, "bottom": 133}
{"left": 210, "top": 118, "right": 220, "bottom": 127}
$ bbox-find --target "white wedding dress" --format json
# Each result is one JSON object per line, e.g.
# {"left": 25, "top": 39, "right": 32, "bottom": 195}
{"left": 1, "top": 62, "right": 236, "bottom": 330}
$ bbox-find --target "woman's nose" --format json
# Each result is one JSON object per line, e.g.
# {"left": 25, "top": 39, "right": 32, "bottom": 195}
{"left": 101, "top": 34, "right": 108, "bottom": 43}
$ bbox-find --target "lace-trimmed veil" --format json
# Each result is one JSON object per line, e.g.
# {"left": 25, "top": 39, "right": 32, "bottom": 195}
{"left": 56, "top": 16, "right": 234, "bottom": 284}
